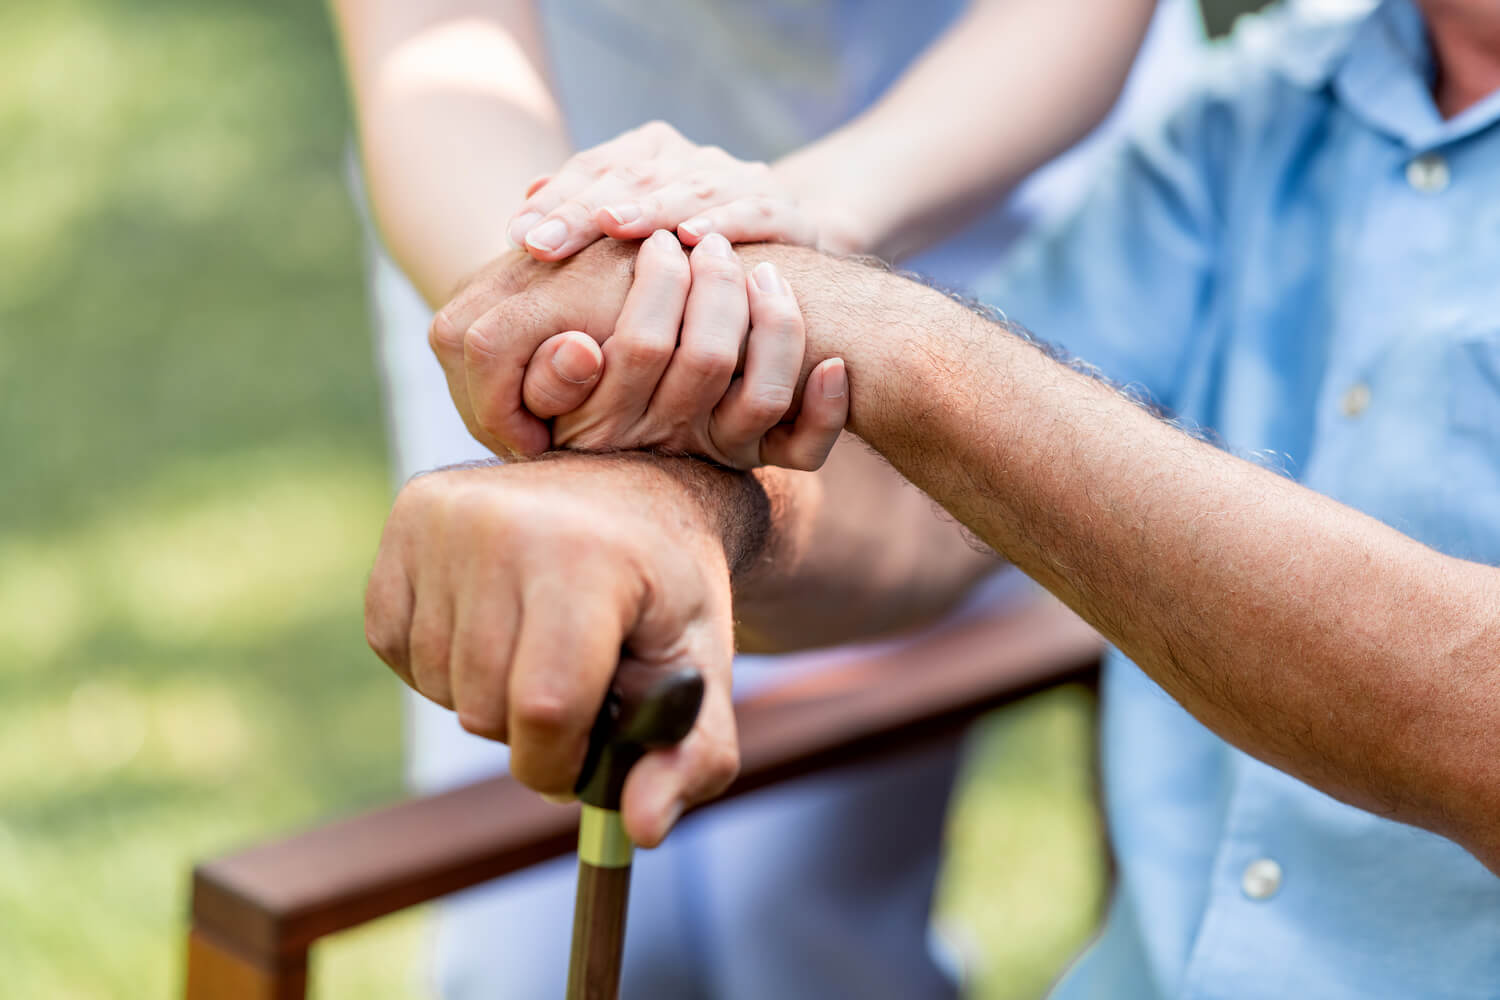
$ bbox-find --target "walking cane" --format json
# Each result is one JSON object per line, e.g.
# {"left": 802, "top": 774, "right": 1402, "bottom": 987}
{"left": 566, "top": 661, "right": 704, "bottom": 1000}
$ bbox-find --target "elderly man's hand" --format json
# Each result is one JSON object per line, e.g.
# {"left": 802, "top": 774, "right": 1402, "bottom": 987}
{"left": 428, "top": 239, "right": 636, "bottom": 458}
{"left": 363, "top": 455, "right": 743, "bottom": 846}
{"left": 429, "top": 235, "right": 847, "bottom": 468}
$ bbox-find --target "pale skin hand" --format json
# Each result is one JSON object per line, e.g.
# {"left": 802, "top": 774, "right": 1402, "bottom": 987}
{"left": 396, "top": 241, "right": 1500, "bottom": 869}
{"left": 515, "top": 231, "right": 848, "bottom": 471}
{"left": 429, "top": 237, "right": 846, "bottom": 466}
{"left": 508, "top": 0, "right": 1158, "bottom": 264}
{"left": 336, "top": 0, "right": 1158, "bottom": 303}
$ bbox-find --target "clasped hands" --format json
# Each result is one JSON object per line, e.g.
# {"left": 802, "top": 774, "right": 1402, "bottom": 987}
{"left": 367, "top": 143, "right": 857, "bottom": 846}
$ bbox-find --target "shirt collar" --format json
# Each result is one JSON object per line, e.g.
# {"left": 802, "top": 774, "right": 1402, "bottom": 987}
{"left": 1333, "top": 0, "right": 1500, "bottom": 149}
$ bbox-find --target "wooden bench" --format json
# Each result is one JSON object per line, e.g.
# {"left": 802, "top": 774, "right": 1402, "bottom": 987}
{"left": 184, "top": 595, "right": 1102, "bottom": 999}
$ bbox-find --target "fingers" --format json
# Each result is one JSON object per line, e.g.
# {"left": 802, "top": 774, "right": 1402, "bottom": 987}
{"left": 596, "top": 158, "right": 781, "bottom": 246}
{"left": 707, "top": 260, "right": 802, "bottom": 467}
{"left": 619, "top": 635, "right": 739, "bottom": 847}
{"left": 507, "top": 121, "right": 683, "bottom": 259}
{"left": 447, "top": 554, "right": 521, "bottom": 743}
{"left": 364, "top": 521, "right": 416, "bottom": 689}
{"left": 505, "top": 571, "right": 633, "bottom": 795}
{"left": 671, "top": 195, "right": 818, "bottom": 248}
{"left": 406, "top": 573, "right": 456, "bottom": 712}
{"left": 642, "top": 234, "right": 747, "bottom": 440}
{"left": 759, "top": 357, "right": 848, "bottom": 471}
{"left": 521, "top": 332, "right": 603, "bottom": 419}
{"left": 552, "top": 230, "right": 690, "bottom": 447}
{"left": 462, "top": 298, "right": 568, "bottom": 458}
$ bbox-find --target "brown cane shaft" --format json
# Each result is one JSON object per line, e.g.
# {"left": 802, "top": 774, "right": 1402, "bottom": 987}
{"left": 566, "top": 859, "right": 631, "bottom": 1000}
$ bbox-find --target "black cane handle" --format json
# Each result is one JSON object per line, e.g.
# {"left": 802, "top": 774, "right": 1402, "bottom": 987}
{"left": 573, "top": 661, "right": 704, "bottom": 811}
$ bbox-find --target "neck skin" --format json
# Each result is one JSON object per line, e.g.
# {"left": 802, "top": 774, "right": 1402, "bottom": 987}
{"left": 1418, "top": 1, "right": 1500, "bottom": 117}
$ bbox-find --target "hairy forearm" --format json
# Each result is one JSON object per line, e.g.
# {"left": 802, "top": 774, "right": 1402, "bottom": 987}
{"left": 774, "top": 0, "right": 1155, "bottom": 260}
{"left": 789, "top": 257, "right": 1500, "bottom": 864}
{"left": 333, "top": 0, "right": 570, "bottom": 305}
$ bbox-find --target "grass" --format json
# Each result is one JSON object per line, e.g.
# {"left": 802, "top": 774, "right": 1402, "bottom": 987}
{"left": 0, "top": 1, "right": 1103, "bottom": 996}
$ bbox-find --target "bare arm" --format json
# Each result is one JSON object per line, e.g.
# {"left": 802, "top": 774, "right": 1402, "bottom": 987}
{"left": 502, "top": 0, "right": 1160, "bottom": 262}
{"left": 725, "top": 250, "right": 1500, "bottom": 869}
{"left": 375, "top": 244, "right": 1498, "bottom": 862}
{"left": 331, "top": 0, "right": 569, "bottom": 305}
{"left": 776, "top": 0, "right": 1160, "bottom": 259}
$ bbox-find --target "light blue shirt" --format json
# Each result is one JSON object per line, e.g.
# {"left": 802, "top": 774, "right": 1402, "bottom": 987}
{"left": 978, "top": 2, "right": 1500, "bottom": 997}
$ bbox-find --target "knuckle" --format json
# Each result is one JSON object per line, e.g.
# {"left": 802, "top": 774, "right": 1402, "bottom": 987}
{"left": 461, "top": 318, "right": 501, "bottom": 362}
{"left": 678, "top": 343, "right": 738, "bottom": 381}
{"left": 457, "top": 710, "right": 506, "bottom": 742}
{"left": 407, "top": 627, "right": 450, "bottom": 685}
{"left": 611, "top": 161, "right": 656, "bottom": 188}
{"left": 512, "top": 687, "right": 580, "bottom": 738}
{"left": 687, "top": 174, "right": 717, "bottom": 201}
{"left": 752, "top": 195, "right": 778, "bottom": 219}
{"left": 691, "top": 253, "right": 744, "bottom": 285}
{"left": 614, "top": 332, "right": 674, "bottom": 371}
{"left": 364, "top": 618, "right": 402, "bottom": 668}
{"left": 570, "top": 148, "right": 607, "bottom": 176}
{"left": 428, "top": 310, "right": 465, "bottom": 357}
{"left": 740, "top": 384, "right": 795, "bottom": 424}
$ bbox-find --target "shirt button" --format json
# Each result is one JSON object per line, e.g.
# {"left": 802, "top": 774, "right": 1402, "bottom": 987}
{"left": 1406, "top": 153, "right": 1450, "bottom": 194}
{"left": 1242, "top": 858, "right": 1283, "bottom": 901}
{"left": 1341, "top": 382, "right": 1371, "bottom": 418}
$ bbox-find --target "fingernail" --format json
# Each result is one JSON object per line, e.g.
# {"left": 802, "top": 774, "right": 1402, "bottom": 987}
{"left": 697, "top": 232, "right": 733, "bottom": 258}
{"left": 604, "top": 203, "right": 642, "bottom": 225}
{"left": 752, "top": 261, "right": 780, "bottom": 294}
{"left": 680, "top": 217, "right": 712, "bottom": 239}
{"left": 662, "top": 799, "right": 685, "bottom": 833}
{"left": 823, "top": 359, "right": 847, "bottom": 399}
{"left": 525, "top": 218, "right": 568, "bottom": 252}
{"left": 552, "top": 337, "right": 599, "bottom": 384}
{"left": 507, "top": 211, "right": 542, "bottom": 249}
{"left": 648, "top": 228, "right": 680, "bottom": 250}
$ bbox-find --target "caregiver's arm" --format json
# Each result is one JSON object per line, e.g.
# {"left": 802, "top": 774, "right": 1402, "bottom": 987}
{"left": 332, "top": 0, "right": 568, "bottom": 305}
{"left": 775, "top": 0, "right": 1159, "bottom": 260}
{"left": 508, "top": 0, "right": 1159, "bottom": 261}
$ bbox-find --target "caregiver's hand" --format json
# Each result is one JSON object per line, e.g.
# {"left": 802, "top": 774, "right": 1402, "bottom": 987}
{"left": 506, "top": 121, "right": 840, "bottom": 262}
{"left": 520, "top": 231, "right": 848, "bottom": 471}
{"left": 431, "top": 232, "right": 846, "bottom": 468}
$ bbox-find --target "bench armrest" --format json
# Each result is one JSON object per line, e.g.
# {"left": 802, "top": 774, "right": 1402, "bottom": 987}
{"left": 186, "top": 595, "right": 1102, "bottom": 997}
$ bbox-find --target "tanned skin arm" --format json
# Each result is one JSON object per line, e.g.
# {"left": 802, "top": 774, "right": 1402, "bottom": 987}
{"left": 710, "top": 247, "right": 1500, "bottom": 871}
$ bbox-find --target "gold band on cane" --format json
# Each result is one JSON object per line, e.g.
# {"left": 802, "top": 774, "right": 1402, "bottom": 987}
{"left": 578, "top": 804, "right": 634, "bottom": 868}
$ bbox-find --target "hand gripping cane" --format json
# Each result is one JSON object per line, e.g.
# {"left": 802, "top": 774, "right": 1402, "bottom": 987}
{"left": 566, "top": 661, "right": 704, "bottom": 1000}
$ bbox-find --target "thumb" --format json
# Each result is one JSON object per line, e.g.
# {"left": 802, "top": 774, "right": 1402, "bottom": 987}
{"left": 522, "top": 331, "right": 604, "bottom": 420}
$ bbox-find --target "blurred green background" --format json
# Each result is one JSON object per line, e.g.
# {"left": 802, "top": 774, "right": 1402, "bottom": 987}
{"left": 0, "top": 0, "right": 1261, "bottom": 996}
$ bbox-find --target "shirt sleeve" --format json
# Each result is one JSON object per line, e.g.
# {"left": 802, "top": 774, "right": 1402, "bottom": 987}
{"left": 971, "top": 96, "right": 1226, "bottom": 413}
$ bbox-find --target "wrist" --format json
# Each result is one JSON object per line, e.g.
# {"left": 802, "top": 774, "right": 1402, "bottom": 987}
{"left": 771, "top": 144, "right": 887, "bottom": 258}
{"left": 530, "top": 449, "right": 771, "bottom": 578}
{"left": 734, "top": 246, "right": 950, "bottom": 441}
